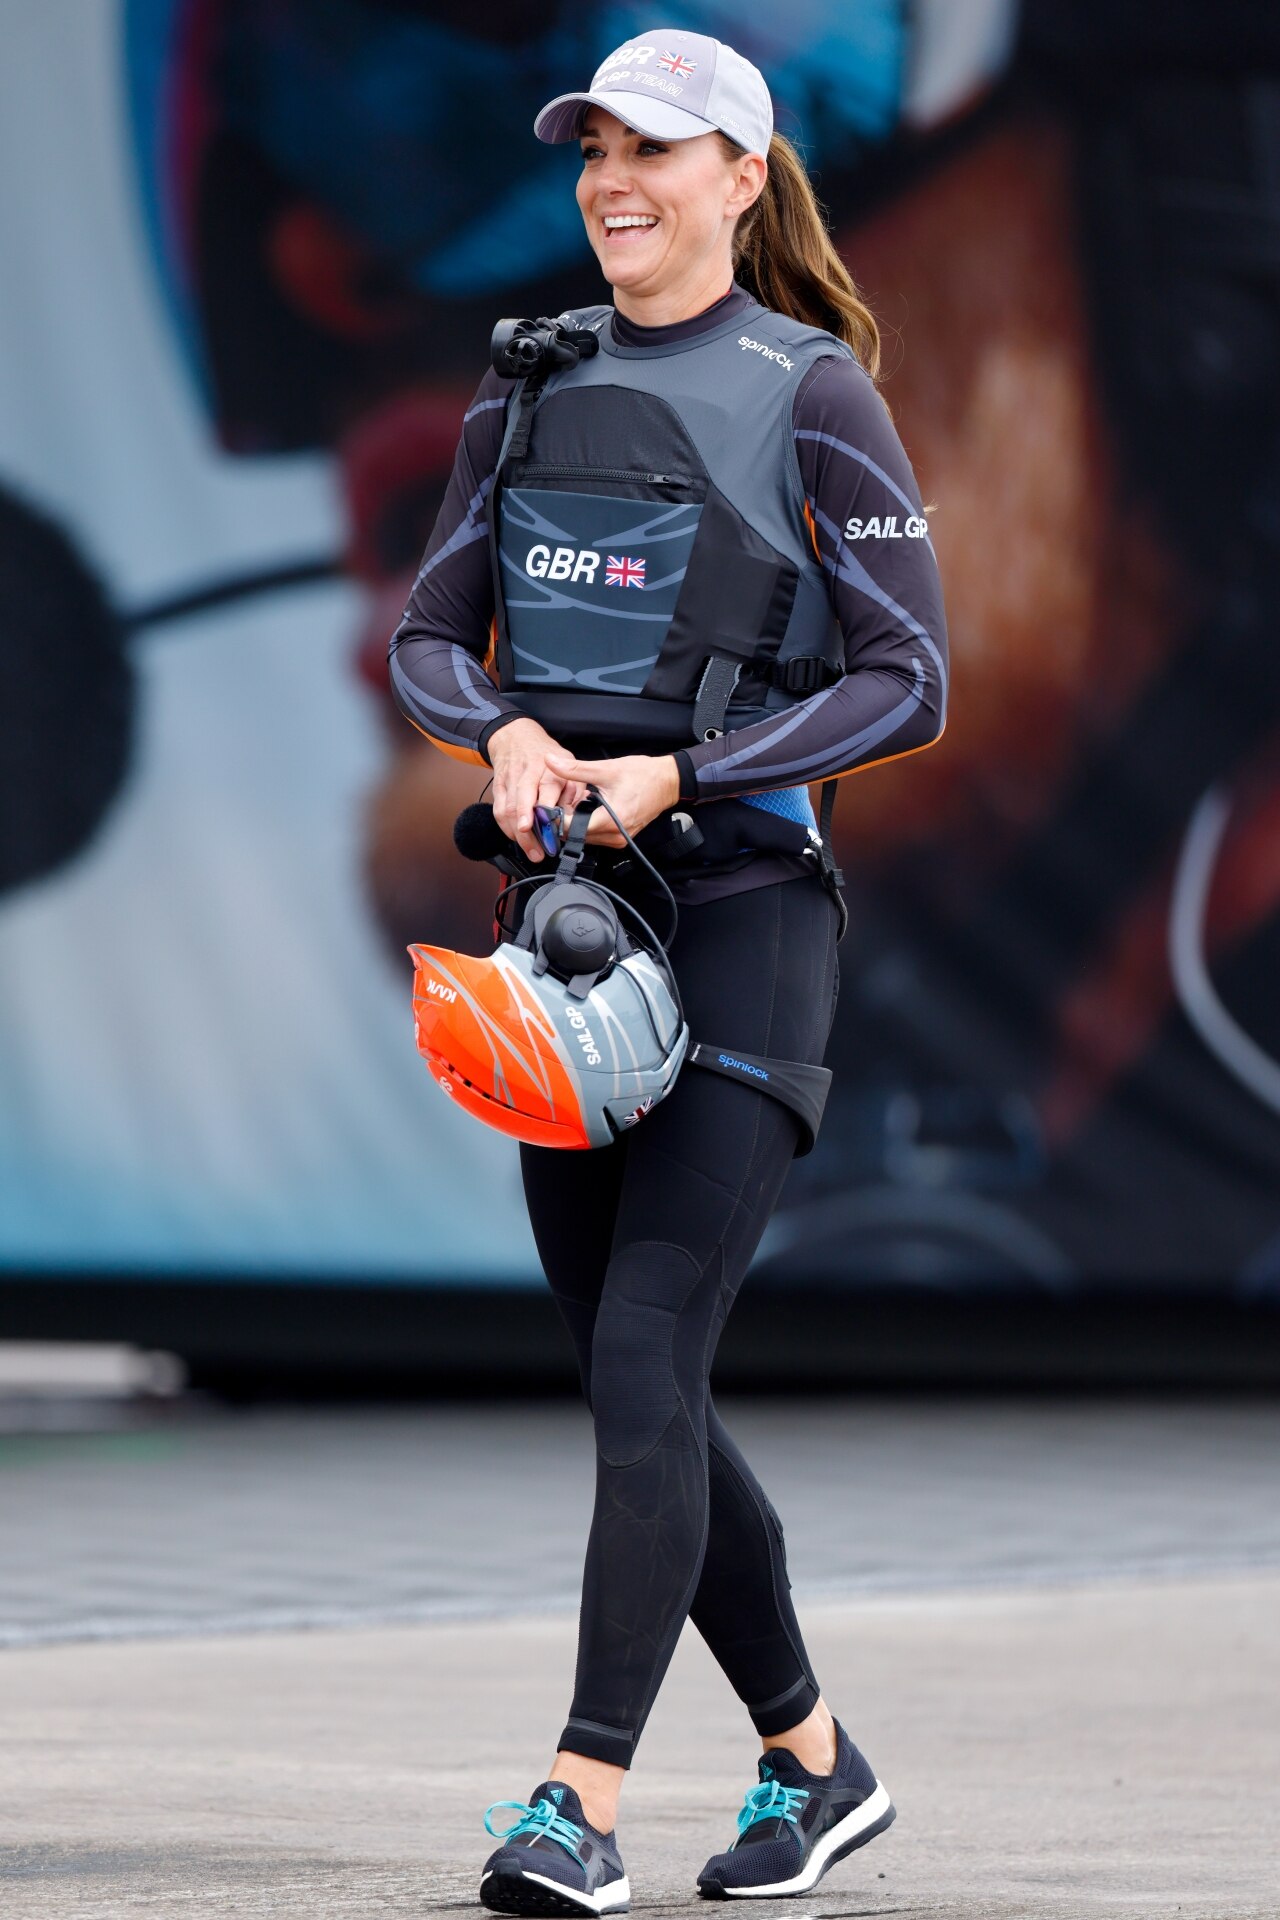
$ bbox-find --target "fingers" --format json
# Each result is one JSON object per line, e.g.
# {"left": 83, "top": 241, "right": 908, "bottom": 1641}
{"left": 490, "top": 735, "right": 597, "bottom": 861}
{"left": 545, "top": 752, "right": 631, "bottom": 847}
{"left": 546, "top": 751, "right": 612, "bottom": 828}
{"left": 493, "top": 750, "right": 549, "bottom": 862}
{"left": 495, "top": 745, "right": 652, "bottom": 856}
{"left": 543, "top": 754, "right": 608, "bottom": 838}
{"left": 545, "top": 748, "right": 598, "bottom": 784}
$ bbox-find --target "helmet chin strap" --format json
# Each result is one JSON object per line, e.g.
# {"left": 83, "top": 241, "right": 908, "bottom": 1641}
{"left": 548, "top": 791, "right": 599, "bottom": 886}
{"left": 547, "top": 786, "right": 682, "bottom": 955}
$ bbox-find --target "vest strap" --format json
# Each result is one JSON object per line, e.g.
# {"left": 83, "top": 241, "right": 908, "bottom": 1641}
{"left": 504, "top": 379, "right": 541, "bottom": 463}
{"left": 816, "top": 778, "right": 848, "bottom": 943}
{"left": 693, "top": 656, "right": 742, "bottom": 740}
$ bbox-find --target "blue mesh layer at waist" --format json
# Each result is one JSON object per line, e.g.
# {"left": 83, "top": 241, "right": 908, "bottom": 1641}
{"left": 740, "top": 785, "right": 817, "bottom": 830}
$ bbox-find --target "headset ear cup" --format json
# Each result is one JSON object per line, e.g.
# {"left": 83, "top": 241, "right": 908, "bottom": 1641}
{"left": 526, "top": 878, "right": 622, "bottom": 990}
{"left": 539, "top": 899, "right": 617, "bottom": 979}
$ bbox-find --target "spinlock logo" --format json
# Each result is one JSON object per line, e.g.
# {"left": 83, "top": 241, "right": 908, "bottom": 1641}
{"left": 426, "top": 979, "right": 457, "bottom": 1003}
{"left": 739, "top": 335, "right": 795, "bottom": 371}
{"left": 719, "top": 1052, "right": 769, "bottom": 1081}
{"left": 844, "top": 514, "right": 929, "bottom": 540}
{"left": 564, "top": 1003, "right": 602, "bottom": 1067}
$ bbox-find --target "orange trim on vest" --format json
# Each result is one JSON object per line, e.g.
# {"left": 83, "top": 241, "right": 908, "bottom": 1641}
{"left": 802, "top": 499, "right": 822, "bottom": 563}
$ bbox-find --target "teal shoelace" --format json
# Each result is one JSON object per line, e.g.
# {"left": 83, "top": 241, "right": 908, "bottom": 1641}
{"left": 735, "top": 1778, "right": 810, "bottom": 1838}
{"left": 485, "top": 1797, "right": 586, "bottom": 1861}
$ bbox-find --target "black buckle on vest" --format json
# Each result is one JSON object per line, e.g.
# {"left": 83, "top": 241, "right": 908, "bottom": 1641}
{"left": 770, "top": 656, "right": 836, "bottom": 694}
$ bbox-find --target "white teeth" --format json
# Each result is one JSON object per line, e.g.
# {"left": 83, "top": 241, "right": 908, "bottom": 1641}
{"left": 603, "top": 215, "right": 658, "bottom": 229}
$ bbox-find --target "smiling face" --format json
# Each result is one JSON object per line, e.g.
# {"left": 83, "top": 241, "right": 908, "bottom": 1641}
{"left": 575, "top": 108, "right": 765, "bottom": 324}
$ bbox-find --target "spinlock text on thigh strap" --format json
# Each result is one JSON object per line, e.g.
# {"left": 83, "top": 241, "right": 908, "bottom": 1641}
{"left": 685, "top": 1043, "right": 831, "bottom": 1157}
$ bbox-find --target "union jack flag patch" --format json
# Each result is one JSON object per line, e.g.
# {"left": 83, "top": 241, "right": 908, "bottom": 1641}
{"left": 657, "top": 49, "right": 697, "bottom": 77}
{"left": 605, "top": 555, "right": 646, "bottom": 588}
{"left": 622, "top": 1096, "right": 655, "bottom": 1127}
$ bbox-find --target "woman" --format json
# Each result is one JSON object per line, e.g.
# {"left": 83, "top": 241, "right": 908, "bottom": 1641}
{"left": 388, "top": 27, "right": 947, "bottom": 1912}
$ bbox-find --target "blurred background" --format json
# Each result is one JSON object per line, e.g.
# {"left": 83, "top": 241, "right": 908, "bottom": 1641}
{"left": 2, "top": 0, "right": 1280, "bottom": 1394}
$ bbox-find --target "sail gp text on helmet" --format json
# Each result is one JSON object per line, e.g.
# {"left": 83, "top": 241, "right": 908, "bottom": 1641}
{"left": 564, "top": 1002, "right": 602, "bottom": 1067}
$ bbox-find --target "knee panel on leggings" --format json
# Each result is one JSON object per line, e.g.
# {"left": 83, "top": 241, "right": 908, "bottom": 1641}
{"left": 589, "top": 1240, "right": 713, "bottom": 1467}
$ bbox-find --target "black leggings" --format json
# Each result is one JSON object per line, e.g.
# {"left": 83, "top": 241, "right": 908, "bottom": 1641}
{"left": 519, "top": 871, "right": 841, "bottom": 1771}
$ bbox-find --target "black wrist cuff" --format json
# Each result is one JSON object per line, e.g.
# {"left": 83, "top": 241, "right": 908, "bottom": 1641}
{"left": 673, "top": 748, "right": 700, "bottom": 803}
{"left": 478, "top": 710, "right": 525, "bottom": 763}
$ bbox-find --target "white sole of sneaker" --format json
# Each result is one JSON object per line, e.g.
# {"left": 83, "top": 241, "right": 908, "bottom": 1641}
{"left": 715, "top": 1781, "right": 895, "bottom": 1898}
{"left": 523, "top": 1870, "right": 631, "bottom": 1912}
{"left": 480, "top": 1866, "right": 632, "bottom": 1915}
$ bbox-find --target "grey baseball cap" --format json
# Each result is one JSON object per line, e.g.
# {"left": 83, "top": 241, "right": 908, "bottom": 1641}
{"left": 534, "top": 29, "right": 773, "bottom": 157}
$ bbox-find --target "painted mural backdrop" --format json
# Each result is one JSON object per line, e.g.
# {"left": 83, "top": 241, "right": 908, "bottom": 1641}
{"left": 2, "top": 0, "right": 1278, "bottom": 1293}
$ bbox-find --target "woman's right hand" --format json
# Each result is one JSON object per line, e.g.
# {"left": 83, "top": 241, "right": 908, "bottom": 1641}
{"left": 487, "top": 715, "right": 588, "bottom": 863}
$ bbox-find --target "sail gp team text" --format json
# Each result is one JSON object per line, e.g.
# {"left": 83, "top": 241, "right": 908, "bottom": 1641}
{"left": 844, "top": 514, "right": 929, "bottom": 539}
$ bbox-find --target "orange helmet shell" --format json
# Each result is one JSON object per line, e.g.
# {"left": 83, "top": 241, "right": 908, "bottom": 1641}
{"left": 409, "top": 939, "right": 686, "bottom": 1150}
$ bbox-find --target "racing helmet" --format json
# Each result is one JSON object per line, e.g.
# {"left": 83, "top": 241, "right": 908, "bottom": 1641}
{"left": 409, "top": 798, "right": 688, "bottom": 1150}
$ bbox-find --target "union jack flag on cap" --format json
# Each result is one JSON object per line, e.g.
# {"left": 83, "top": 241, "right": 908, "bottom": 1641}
{"left": 533, "top": 28, "right": 773, "bottom": 158}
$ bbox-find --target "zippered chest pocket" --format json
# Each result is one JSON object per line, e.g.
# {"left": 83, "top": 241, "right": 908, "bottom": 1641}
{"left": 497, "top": 479, "right": 704, "bottom": 694}
{"left": 512, "top": 462, "right": 704, "bottom": 501}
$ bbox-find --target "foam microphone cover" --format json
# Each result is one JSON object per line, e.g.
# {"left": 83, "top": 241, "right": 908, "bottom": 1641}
{"left": 453, "top": 803, "right": 511, "bottom": 862}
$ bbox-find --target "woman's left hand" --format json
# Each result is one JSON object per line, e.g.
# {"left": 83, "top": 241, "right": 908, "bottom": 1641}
{"left": 543, "top": 749, "right": 681, "bottom": 847}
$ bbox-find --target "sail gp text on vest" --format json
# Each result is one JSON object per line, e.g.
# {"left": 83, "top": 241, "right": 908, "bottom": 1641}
{"left": 844, "top": 515, "right": 930, "bottom": 539}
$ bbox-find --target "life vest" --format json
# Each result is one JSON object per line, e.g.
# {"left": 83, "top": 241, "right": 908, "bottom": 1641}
{"left": 488, "top": 301, "right": 856, "bottom": 754}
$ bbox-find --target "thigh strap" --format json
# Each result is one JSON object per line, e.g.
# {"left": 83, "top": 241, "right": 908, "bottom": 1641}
{"left": 686, "top": 1042, "right": 832, "bottom": 1157}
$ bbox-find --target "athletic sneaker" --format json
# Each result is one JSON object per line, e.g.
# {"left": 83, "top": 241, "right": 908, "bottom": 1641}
{"left": 480, "top": 1780, "right": 630, "bottom": 1916}
{"left": 696, "top": 1720, "right": 894, "bottom": 1899}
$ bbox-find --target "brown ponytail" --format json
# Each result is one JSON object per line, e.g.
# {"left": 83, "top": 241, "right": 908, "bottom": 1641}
{"left": 721, "top": 131, "right": 881, "bottom": 378}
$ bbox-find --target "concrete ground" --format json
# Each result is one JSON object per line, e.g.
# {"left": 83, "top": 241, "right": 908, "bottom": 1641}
{"left": 5, "top": 1397, "right": 1280, "bottom": 1644}
{"left": 4, "top": 1579, "right": 1278, "bottom": 1919}
{"left": 2, "top": 1379, "right": 1279, "bottom": 1917}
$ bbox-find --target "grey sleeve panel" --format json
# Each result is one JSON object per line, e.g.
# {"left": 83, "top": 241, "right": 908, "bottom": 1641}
{"left": 387, "top": 366, "right": 525, "bottom": 758}
{"left": 684, "top": 356, "right": 949, "bottom": 796}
